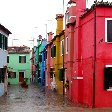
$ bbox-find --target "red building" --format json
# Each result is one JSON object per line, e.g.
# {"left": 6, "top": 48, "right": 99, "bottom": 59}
{"left": 65, "top": 0, "right": 112, "bottom": 108}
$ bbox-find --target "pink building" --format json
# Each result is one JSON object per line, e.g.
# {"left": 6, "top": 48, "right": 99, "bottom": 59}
{"left": 46, "top": 32, "right": 53, "bottom": 89}
{"left": 65, "top": 0, "right": 112, "bottom": 108}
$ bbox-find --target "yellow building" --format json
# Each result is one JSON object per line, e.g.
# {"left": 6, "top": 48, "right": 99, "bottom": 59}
{"left": 51, "top": 14, "right": 64, "bottom": 94}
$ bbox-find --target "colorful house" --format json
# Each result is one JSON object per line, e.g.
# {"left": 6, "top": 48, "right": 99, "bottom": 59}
{"left": 7, "top": 46, "right": 31, "bottom": 85}
{"left": 46, "top": 14, "right": 64, "bottom": 94}
{"left": 36, "top": 38, "right": 42, "bottom": 85}
{"left": 64, "top": 0, "right": 76, "bottom": 102}
{"left": 0, "top": 24, "right": 11, "bottom": 96}
{"left": 40, "top": 39, "right": 47, "bottom": 86}
{"left": 45, "top": 32, "right": 53, "bottom": 88}
{"left": 64, "top": 0, "right": 112, "bottom": 108}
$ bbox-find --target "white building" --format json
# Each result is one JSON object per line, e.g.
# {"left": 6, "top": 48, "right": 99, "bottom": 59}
{"left": 0, "top": 24, "right": 11, "bottom": 96}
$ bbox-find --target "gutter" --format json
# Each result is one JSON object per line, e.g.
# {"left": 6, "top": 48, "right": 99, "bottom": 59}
{"left": 93, "top": 7, "right": 96, "bottom": 108}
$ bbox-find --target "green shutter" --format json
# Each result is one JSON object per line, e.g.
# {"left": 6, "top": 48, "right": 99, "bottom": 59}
{"left": 54, "top": 46, "right": 56, "bottom": 57}
{"left": 0, "top": 34, "right": 2, "bottom": 49}
{"left": 58, "top": 69, "right": 64, "bottom": 81}
{"left": 5, "top": 36, "right": 7, "bottom": 50}
{"left": 62, "top": 41, "right": 64, "bottom": 55}
{"left": 51, "top": 47, "right": 53, "bottom": 57}
{"left": 19, "top": 56, "right": 21, "bottom": 63}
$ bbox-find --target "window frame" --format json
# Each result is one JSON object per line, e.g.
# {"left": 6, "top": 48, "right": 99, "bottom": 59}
{"left": 61, "top": 39, "right": 64, "bottom": 56}
{"left": 66, "top": 37, "right": 68, "bottom": 54}
{"left": 105, "top": 18, "right": 112, "bottom": 43}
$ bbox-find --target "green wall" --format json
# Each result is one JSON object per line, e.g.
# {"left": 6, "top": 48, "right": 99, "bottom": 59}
{"left": 8, "top": 53, "right": 30, "bottom": 85}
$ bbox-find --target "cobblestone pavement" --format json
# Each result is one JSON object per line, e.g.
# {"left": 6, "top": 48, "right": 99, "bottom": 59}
{"left": 0, "top": 84, "right": 112, "bottom": 112}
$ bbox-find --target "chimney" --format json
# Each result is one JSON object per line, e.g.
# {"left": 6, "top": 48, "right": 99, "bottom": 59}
{"left": 47, "top": 32, "right": 53, "bottom": 43}
{"left": 56, "top": 14, "right": 64, "bottom": 35}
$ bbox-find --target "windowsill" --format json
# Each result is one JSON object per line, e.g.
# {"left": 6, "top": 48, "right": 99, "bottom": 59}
{"left": 105, "top": 41, "right": 112, "bottom": 43}
{"left": 107, "top": 89, "right": 112, "bottom": 91}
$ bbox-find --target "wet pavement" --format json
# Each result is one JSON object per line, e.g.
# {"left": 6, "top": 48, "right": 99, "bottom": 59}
{"left": 0, "top": 84, "right": 112, "bottom": 112}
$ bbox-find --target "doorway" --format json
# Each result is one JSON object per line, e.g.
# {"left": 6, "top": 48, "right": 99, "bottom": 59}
{"left": 19, "top": 72, "right": 24, "bottom": 83}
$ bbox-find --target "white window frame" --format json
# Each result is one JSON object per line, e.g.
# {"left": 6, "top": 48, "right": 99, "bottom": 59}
{"left": 66, "top": 37, "right": 68, "bottom": 54}
{"left": 105, "top": 18, "right": 112, "bottom": 43}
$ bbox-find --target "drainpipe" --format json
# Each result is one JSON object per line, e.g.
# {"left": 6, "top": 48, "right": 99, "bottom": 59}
{"left": 63, "top": 34, "right": 65, "bottom": 96}
{"left": 93, "top": 7, "right": 96, "bottom": 108}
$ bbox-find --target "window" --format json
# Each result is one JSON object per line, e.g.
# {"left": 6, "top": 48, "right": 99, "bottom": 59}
{"left": 45, "top": 50, "right": 47, "bottom": 59}
{"left": 61, "top": 40, "right": 64, "bottom": 55}
{"left": 104, "top": 66, "right": 112, "bottom": 90}
{"left": 0, "top": 33, "right": 7, "bottom": 50}
{"left": 66, "top": 12, "right": 70, "bottom": 24}
{"left": 19, "top": 55, "right": 26, "bottom": 63}
{"left": 0, "top": 68, "right": 5, "bottom": 83}
{"left": 7, "top": 55, "right": 9, "bottom": 63}
{"left": 105, "top": 18, "right": 112, "bottom": 42}
{"left": 51, "top": 46, "right": 56, "bottom": 58}
{"left": 66, "top": 37, "right": 68, "bottom": 54}
{"left": 58, "top": 69, "right": 64, "bottom": 81}
{"left": 39, "top": 54, "right": 42, "bottom": 62}
{"left": 8, "top": 72, "right": 16, "bottom": 78}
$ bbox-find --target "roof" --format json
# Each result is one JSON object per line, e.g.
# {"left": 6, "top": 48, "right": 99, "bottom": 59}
{"left": 8, "top": 46, "right": 31, "bottom": 54}
{"left": 81, "top": 1, "right": 112, "bottom": 18}
{"left": 0, "top": 24, "right": 12, "bottom": 35}
{"left": 45, "top": 30, "right": 65, "bottom": 49}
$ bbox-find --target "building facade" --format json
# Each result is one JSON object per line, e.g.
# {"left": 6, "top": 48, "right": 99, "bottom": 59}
{"left": 8, "top": 46, "right": 31, "bottom": 85}
{"left": 64, "top": 0, "right": 112, "bottom": 108}
{"left": 0, "top": 24, "right": 11, "bottom": 96}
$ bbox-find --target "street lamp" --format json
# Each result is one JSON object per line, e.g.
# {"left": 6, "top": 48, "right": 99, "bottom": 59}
{"left": 12, "top": 39, "right": 19, "bottom": 46}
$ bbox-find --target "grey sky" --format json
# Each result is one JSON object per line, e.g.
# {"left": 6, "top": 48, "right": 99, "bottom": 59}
{"left": 0, "top": 0, "right": 111, "bottom": 47}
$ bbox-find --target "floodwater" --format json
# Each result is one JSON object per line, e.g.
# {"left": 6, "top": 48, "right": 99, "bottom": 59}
{"left": 0, "top": 84, "right": 112, "bottom": 112}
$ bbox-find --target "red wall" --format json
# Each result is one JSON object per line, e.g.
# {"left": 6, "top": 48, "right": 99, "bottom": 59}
{"left": 80, "top": 7, "right": 112, "bottom": 107}
{"left": 65, "top": 0, "right": 112, "bottom": 108}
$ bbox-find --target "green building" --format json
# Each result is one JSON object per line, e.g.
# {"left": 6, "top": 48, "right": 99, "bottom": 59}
{"left": 7, "top": 46, "right": 31, "bottom": 85}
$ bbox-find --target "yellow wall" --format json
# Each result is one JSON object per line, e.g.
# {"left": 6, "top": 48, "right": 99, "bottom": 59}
{"left": 52, "top": 15, "right": 64, "bottom": 94}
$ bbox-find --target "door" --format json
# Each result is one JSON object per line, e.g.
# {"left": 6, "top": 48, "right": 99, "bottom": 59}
{"left": 19, "top": 72, "right": 24, "bottom": 83}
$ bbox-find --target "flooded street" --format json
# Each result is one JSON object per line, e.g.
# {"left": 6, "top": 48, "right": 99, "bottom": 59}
{"left": 0, "top": 84, "right": 112, "bottom": 112}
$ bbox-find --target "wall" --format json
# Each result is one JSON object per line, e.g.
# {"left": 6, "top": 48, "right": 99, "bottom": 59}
{"left": 0, "top": 83, "right": 4, "bottom": 96}
{"left": 8, "top": 53, "right": 30, "bottom": 84}
{"left": 0, "top": 50, "right": 8, "bottom": 68}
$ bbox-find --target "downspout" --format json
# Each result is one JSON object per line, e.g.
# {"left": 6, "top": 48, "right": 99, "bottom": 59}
{"left": 93, "top": 7, "right": 96, "bottom": 108}
{"left": 63, "top": 33, "right": 65, "bottom": 96}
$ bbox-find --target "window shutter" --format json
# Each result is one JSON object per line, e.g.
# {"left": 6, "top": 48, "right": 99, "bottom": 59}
{"left": 62, "top": 41, "right": 64, "bottom": 55}
{"left": 7, "top": 56, "right": 9, "bottom": 63}
{"left": 51, "top": 47, "right": 53, "bottom": 57}
{"left": 19, "top": 56, "right": 21, "bottom": 63}
{"left": 45, "top": 50, "right": 47, "bottom": 59}
{"left": 0, "top": 34, "right": 2, "bottom": 49}
{"left": 58, "top": 69, "right": 64, "bottom": 81}
{"left": 5, "top": 36, "right": 8, "bottom": 50}
{"left": 54, "top": 46, "right": 56, "bottom": 57}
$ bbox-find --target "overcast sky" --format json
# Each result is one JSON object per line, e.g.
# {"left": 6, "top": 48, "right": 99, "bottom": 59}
{"left": 0, "top": 0, "right": 68, "bottom": 47}
{"left": 0, "top": 0, "right": 111, "bottom": 48}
